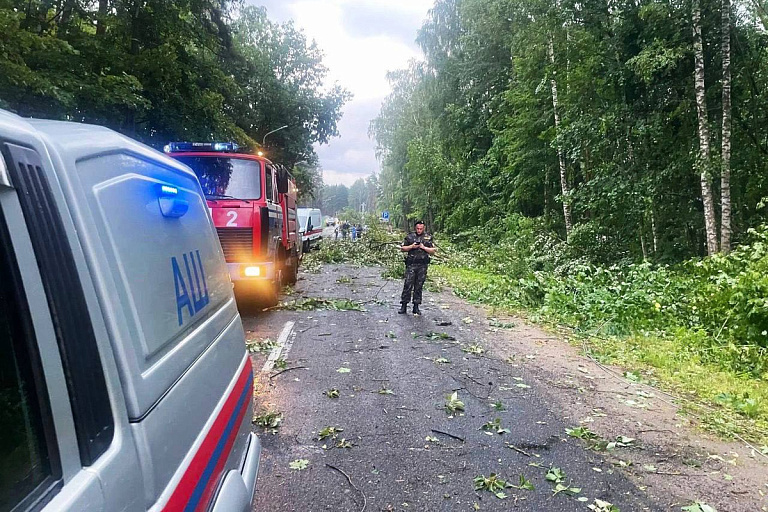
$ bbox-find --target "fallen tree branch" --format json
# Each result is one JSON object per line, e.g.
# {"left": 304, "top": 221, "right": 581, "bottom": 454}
{"left": 431, "top": 429, "right": 465, "bottom": 443}
{"left": 268, "top": 366, "right": 309, "bottom": 380}
{"left": 326, "top": 463, "right": 367, "bottom": 512}
{"left": 734, "top": 433, "right": 768, "bottom": 462}
{"left": 506, "top": 443, "right": 532, "bottom": 457}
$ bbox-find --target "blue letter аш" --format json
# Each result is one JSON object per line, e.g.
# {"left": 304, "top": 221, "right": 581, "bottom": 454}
{"left": 172, "top": 250, "right": 210, "bottom": 325}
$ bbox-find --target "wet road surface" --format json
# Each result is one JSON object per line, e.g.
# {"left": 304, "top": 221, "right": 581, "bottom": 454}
{"left": 246, "top": 263, "right": 661, "bottom": 511}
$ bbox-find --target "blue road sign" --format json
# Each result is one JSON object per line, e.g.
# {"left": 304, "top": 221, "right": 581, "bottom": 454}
{"left": 382, "top": 210, "right": 389, "bottom": 221}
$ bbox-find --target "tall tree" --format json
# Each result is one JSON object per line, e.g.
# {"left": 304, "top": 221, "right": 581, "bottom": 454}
{"left": 692, "top": 0, "right": 719, "bottom": 255}
{"left": 720, "top": 0, "right": 733, "bottom": 253}
{"left": 547, "top": 36, "right": 573, "bottom": 239}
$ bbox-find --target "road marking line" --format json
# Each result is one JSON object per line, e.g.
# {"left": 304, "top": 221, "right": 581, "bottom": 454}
{"left": 262, "top": 320, "right": 295, "bottom": 372}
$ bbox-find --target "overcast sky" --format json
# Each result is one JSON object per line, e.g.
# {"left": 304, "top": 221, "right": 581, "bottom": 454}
{"left": 249, "top": 0, "right": 434, "bottom": 187}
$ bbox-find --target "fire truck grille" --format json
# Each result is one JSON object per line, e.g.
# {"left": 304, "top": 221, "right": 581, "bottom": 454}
{"left": 216, "top": 227, "right": 253, "bottom": 261}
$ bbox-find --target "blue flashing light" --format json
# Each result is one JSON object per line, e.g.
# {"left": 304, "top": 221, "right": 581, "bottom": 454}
{"left": 161, "top": 185, "right": 178, "bottom": 196}
{"left": 164, "top": 141, "right": 240, "bottom": 153}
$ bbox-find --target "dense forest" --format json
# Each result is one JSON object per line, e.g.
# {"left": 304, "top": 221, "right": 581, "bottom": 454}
{"left": 366, "top": 0, "right": 768, "bottom": 425}
{"left": 0, "top": 0, "right": 349, "bottom": 197}
{"left": 371, "top": 0, "right": 768, "bottom": 263}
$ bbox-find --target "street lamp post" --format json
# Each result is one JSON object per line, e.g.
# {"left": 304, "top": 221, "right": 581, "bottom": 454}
{"left": 262, "top": 125, "right": 288, "bottom": 147}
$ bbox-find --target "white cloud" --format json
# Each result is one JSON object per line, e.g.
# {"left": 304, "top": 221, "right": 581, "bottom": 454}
{"left": 250, "top": 0, "right": 432, "bottom": 185}
{"left": 322, "top": 168, "right": 373, "bottom": 187}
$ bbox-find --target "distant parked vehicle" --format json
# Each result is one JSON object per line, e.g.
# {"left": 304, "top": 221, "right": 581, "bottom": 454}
{"left": 298, "top": 207, "right": 323, "bottom": 252}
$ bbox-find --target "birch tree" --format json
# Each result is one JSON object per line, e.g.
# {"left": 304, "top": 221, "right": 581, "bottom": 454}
{"left": 721, "top": 0, "right": 732, "bottom": 253}
{"left": 692, "top": 0, "right": 719, "bottom": 255}
{"left": 548, "top": 37, "right": 574, "bottom": 239}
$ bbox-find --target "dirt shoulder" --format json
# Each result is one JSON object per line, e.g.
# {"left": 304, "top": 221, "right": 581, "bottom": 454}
{"left": 432, "top": 284, "right": 768, "bottom": 511}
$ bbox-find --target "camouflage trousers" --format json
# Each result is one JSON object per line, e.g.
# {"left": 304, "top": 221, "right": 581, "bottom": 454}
{"left": 400, "top": 263, "right": 428, "bottom": 305}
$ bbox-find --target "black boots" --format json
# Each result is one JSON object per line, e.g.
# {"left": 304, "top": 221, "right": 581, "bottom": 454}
{"left": 399, "top": 303, "right": 421, "bottom": 315}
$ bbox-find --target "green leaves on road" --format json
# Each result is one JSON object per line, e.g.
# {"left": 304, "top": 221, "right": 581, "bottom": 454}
{"left": 289, "top": 459, "right": 310, "bottom": 470}
{"left": 278, "top": 298, "right": 365, "bottom": 312}
{"left": 480, "top": 418, "right": 510, "bottom": 435}
{"left": 589, "top": 499, "right": 621, "bottom": 511}
{"left": 545, "top": 467, "right": 567, "bottom": 484}
{"left": 545, "top": 467, "right": 581, "bottom": 496}
{"left": 461, "top": 344, "right": 485, "bottom": 355}
{"left": 444, "top": 392, "right": 465, "bottom": 414}
{"left": 567, "top": 426, "right": 639, "bottom": 452}
{"left": 317, "top": 426, "right": 344, "bottom": 441}
{"left": 253, "top": 411, "right": 283, "bottom": 431}
{"left": 324, "top": 388, "right": 340, "bottom": 398}
{"left": 416, "top": 331, "right": 456, "bottom": 341}
{"left": 246, "top": 337, "right": 279, "bottom": 354}
{"left": 488, "top": 318, "right": 515, "bottom": 329}
{"left": 566, "top": 426, "right": 598, "bottom": 440}
{"left": 473, "top": 473, "right": 511, "bottom": 499}
{"left": 681, "top": 504, "right": 717, "bottom": 512}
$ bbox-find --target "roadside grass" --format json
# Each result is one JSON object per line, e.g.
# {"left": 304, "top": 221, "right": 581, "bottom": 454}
{"left": 431, "top": 264, "right": 768, "bottom": 445}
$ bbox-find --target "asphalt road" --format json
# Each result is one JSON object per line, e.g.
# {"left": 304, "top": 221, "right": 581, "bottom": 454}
{"left": 245, "top": 262, "right": 662, "bottom": 511}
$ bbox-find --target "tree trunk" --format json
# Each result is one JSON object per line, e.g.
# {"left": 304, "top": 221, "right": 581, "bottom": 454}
{"left": 720, "top": 0, "right": 733, "bottom": 253}
{"left": 97, "top": 0, "right": 108, "bottom": 36}
{"left": 544, "top": 166, "right": 550, "bottom": 218}
{"left": 651, "top": 204, "right": 659, "bottom": 254}
{"left": 548, "top": 37, "right": 574, "bottom": 239}
{"left": 692, "top": 0, "right": 719, "bottom": 255}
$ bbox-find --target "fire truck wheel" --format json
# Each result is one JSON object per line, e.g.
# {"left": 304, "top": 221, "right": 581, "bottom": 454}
{"left": 263, "top": 268, "right": 282, "bottom": 307}
{"left": 286, "top": 254, "right": 299, "bottom": 285}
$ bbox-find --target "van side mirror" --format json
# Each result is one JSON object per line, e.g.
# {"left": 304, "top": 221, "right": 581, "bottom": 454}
{"left": 276, "top": 168, "right": 289, "bottom": 194}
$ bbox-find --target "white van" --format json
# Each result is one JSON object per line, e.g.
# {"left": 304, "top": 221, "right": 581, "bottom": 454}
{"left": 297, "top": 207, "right": 322, "bottom": 252}
{"left": 0, "top": 110, "right": 260, "bottom": 512}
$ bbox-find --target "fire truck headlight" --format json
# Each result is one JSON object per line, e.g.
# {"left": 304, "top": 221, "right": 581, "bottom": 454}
{"left": 244, "top": 266, "right": 261, "bottom": 277}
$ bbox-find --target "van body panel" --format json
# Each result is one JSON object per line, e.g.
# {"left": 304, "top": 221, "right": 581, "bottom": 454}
{"left": 134, "top": 325, "right": 249, "bottom": 509}
{"left": 0, "top": 111, "right": 259, "bottom": 512}
{"left": 71, "top": 151, "right": 235, "bottom": 420}
{"left": 40, "top": 471, "right": 104, "bottom": 512}
{"left": 150, "top": 356, "right": 253, "bottom": 512}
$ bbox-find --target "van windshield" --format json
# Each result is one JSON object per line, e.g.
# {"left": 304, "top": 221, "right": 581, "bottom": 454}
{"left": 176, "top": 156, "right": 262, "bottom": 200}
{"left": 298, "top": 214, "right": 309, "bottom": 231}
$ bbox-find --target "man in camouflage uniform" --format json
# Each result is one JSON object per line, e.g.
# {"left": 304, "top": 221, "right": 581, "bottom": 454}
{"left": 399, "top": 221, "right": 436, "bottom": 315}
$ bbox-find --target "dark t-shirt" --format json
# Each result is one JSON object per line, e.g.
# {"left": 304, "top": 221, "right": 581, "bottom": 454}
{"left": 403, "top": 232, "right": 434, "bottom": 264}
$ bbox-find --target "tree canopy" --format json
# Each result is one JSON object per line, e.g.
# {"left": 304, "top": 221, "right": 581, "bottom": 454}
{"left": 371, "top": 0, "right": 768, "bottom": 263}
{"left": 0, "top": 0, "right": 350, "bottom": 196}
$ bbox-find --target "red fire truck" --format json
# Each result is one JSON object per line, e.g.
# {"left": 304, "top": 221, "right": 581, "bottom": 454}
{"left": 166, "top": 142, "right": 299, "bottom": 305}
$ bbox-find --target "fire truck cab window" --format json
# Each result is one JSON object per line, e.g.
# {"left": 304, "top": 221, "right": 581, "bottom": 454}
{"left": 265, "top": 164, "right": 275, "bottom": 202}
{"left": 176, "top": 156, "right": 262, "bottom": 201}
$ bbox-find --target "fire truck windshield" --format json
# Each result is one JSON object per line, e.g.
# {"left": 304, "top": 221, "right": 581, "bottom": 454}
{"left": 176, "top": 156, "right": 262, "bottom": 201}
